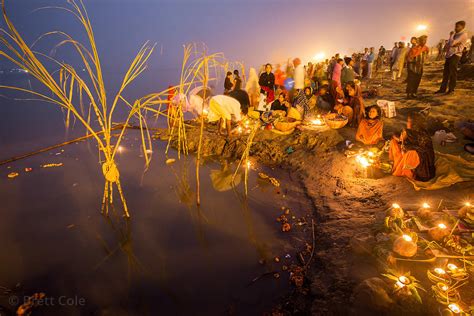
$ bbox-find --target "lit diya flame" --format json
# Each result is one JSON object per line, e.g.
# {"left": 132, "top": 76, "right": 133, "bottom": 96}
{"left": 117, "top": 146, "right": 124, "bottom": 153}
{"left": 356, "top": 155, "right": 371, "bottom": 168}
{"left": 396, "top": 275, "right": 411, "bottom": 288}
{"left": 237, "top": 126, "right": 243, "bottom": 134}
{"left": 402, "top": 234, "right": 412, "bottom": 242}
{"left": 246, "top": 161, "right": 251, "bottom": 169}
{"left": 434, "top": 268, "right": 446, "bottom": 275}
{"left": 437, "top": 223, "right": 447, "bottom": 229}
{"left": 422, "top": 202, "right": 430, "bottom": 209}
{"left": 202, "top": 108, "right": 209, "bottom": 115}
{"left": 392, "top": 203, "right": 401, "bottom": 209}
{"left": 465, "top": 202, "right": 471, "bottom": 207}
{"left": 439, "top": 283, "right": 449, "bottom": 292}
{"left": 311, "top": 118, "right": 323, "bottom": 126}
{"left": 448, "top": 303, "right": 461, "bottom": 314}
{"left": 447, "top": 264, "right": 458, "bottom": 272}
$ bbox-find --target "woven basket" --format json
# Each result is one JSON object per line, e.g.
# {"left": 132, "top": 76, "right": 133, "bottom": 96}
{"left": 274, "top": 119, "right": 300, "bottom": 132}
{"left": 324, "top": 113, "right": 348, "bottom": 129}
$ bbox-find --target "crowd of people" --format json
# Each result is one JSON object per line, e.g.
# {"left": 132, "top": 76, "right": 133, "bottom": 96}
{"left": 169, "top": 20, "right": 470, "bottom": 183}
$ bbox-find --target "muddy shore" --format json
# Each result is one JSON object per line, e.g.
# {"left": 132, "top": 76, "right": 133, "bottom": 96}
{"left": 157, "top": 60, "right": 474, "bottom": 315}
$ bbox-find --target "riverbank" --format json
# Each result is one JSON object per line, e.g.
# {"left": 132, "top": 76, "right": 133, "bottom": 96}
{"left": 158, "top": 60, "right": 474, "bottom": 315}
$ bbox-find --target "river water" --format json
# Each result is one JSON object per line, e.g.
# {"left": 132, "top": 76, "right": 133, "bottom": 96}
{"left": 0, "top": 71, "right": 306, "bottom": 315}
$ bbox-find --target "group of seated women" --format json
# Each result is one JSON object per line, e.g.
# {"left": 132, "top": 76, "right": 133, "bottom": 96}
{"left": 268, "top": 80, "right": 435, "bottom": 182}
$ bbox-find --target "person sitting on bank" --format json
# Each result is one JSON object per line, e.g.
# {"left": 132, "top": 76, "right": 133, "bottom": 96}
{"left": 344, "top": 81, "right": 365, "bottom": 127}
{"left": 271, "top": 92, "right": 290, "bottom": 112}
{"left": 356, "top": 105, "right": 384, "bottom": 147}
{"left": 224, "top": 71, "right": 234, "bottom": 95}
{"left": 316, "top": 84, "right": 333, "bottom": 113}
{"left": 293, "top": 87, "right": 312, "bottom": 117}
{"left": 389, "top": 112, "right": 436, "bottom": 182}
{"left": 208, "top": 95, "right": 242, "bottom": 136}
{"left": 229, "top": 78, "right": 250, "bottom": 114}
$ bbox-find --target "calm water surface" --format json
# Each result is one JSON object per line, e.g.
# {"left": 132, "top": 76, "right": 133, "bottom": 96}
{"left": 0, "top": 72, "right": 306, "bottom": 315}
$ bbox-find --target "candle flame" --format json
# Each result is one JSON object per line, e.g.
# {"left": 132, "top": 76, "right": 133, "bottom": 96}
{"left": 465, "top": 202, "right": 471, "bottom": 207}
{"left": 246, "top": 161, "right": 251, "bottom": 169}
{"left": 422, "top": 202, "right": 430, "bottom": 209}
{"left": 437, "top": 223, "right": 447, "bottom": 229}
{"left": 392, "top": 203, "right": 400, "bottom": 209}
{"left": 402, "top": 234, "right": 412, "bottom": 242}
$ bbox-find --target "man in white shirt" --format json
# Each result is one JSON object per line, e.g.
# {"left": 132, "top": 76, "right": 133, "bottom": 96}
{"left": 436, "top": 21, "right": 469, "bottom": 95}
{"left": 208, "top": 95, "right": 242, "bottom": 136}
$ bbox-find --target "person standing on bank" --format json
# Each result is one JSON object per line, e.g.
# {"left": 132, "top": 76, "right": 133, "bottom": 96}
{"left": 367, "top": 47, "right": 375, "bottom": 79}
{"left": 406, "top": 36, "right": 429, "bottom": 99}
{"left": 435, "top": 21, "right": 469, "bottom": 95}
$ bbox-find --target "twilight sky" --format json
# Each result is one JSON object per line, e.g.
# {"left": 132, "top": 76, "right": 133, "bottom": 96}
{"left": 1, "top": 0, "right": 473, "bottom": 71}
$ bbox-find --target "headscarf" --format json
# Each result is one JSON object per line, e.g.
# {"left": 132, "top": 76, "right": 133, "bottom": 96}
{"left": 348, "top": 83, "right": 365, "bottom": 127}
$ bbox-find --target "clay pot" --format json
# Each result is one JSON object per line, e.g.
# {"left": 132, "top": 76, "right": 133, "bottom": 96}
{"left": 458, "top": 204, "right": 473, "bottom": 222}
{"left": 428, "top": 225, "right": 449, "bottom": 241}
{"left": 416, "top": 207, "right": 432, "bottom": 220}
{"left": 393, "top": 235, "right": 418, "bottom": 257}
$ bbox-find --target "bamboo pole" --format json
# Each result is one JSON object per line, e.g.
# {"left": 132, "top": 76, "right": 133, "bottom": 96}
{"left": 0, "top": 124, "right": 124, "bottom": 166}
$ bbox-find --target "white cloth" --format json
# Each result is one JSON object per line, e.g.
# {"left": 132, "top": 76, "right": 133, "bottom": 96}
{"left": 171, "top": 93, "right": 190, "bottom": 111}
{"left": 294, "top": 64, "right": 305, "bottom": 90}
{"left": 188, "top": 86, "right": 211, "bottom": 115}
{"left": 208, "top": 95, "right": 242, "bottom": 122}
{"left": 446, "top": 30, "right": 469, "bottom": 58}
